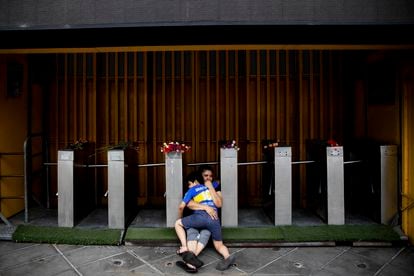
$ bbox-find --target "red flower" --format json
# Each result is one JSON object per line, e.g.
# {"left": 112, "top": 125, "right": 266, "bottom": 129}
{"left": 161, "top": 142, "right": 191, "bottom": 154}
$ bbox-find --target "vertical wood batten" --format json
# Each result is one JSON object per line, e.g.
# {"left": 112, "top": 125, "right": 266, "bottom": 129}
{"left": 143, "top": 53, "right": 148, "bottom": 145}
{"left": 299, "top": 50, "right": 304, "bottom": 156}
{"left": 73, "top": 53, "right": 78, "bottom": 141}
{"left": 180, "top": 51, "right": 185, "bottom": 142}
{"left": 143, "top": 52, "right": 149, "bottom": 202}
{"left": 171, "top": 51, "right": 175, "bottom": 139}
{"left": 285, "top": 50, "right": 290, "bottom": 144}
{"left": 123, "top": 52, "right": 128, "bottom": 141}
{"left": 64, "top": 54, "right": 68, "bottom": 146}
{"left": 194, "top": 51, "right": 199, "bottom": 159}
{"left": 114, "top": 53, "right": 119, "bottom": 142}
{"left": 256, "top": 50, "right": 261, "bottom": 160}
{"left": 191, "top": 51, "right": 196, "bottom": 160}
{"left": 235, "top": 51, "right": 239, "bottom": 143}
{"left": 266, "top": 50, "right": 271, "bottom": 139}
{"left": 246, "top": 51, "right": 250, "bottom": 143}
{"left": 276, "top": 50, "right": 281, "bottom": 138}
{"left": 161, "top": 51, "right": 166, "bottom": 142}
{"left": 82, "top": 53, "right": 87, "bottom": 138}
{"left": 105, "top": 53, "right": 109, "bottom": 145}
{"left": 133, "top": 53, "right": 138, "bottom": 141}
{"left": 55, "top": 54, "right": 60, "bottom": 152}
{"left": 206, "top": 51, "right": 211, "bottom": 161}
{"left": 329, "top": 51, "right": 334, "bottom": 139}
{"left": 225, "top": 51, "right": 230, "bottom": 140}
{"left": 216, "top": 51, "right": 220, "bottom": 149}
{"left": 299, "top": 50, "right": 306, "bottom": 207}
{"left": 92, "top": 53, "right": 97, "bottom": 142}
{"left": 310, "top": 51, "right": 315, "bottom": 138}
{"left": 319, "top": 50, "right": 324, "bottom": 139}
{"left": 152, "top": 53, "right": 157, "bottom": 196}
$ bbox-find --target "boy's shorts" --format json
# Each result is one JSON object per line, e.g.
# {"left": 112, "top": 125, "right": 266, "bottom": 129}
{"left": 187, "top": 228, "right": 211, "bottom": 246}
{"left": 181, "top": 212, "right": 222, "bottom": 241}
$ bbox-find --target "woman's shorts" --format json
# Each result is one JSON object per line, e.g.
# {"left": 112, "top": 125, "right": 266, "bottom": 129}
{"left": 187, "top": 228, "right": 211, "bottom": 246}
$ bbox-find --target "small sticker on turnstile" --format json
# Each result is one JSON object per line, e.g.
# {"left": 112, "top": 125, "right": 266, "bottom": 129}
{"left": 109, "top": 152, "right": 123, "bottom": 161}
{"left": 328, "top": 147, "right": 343, "bottom": 156}
{"left": 59, "top": 151, "right": 73, "bottom": 160}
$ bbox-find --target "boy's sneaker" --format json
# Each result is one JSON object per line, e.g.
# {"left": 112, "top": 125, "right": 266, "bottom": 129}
{"left": 215, "top": 255, "right": 236, "bottom": 271}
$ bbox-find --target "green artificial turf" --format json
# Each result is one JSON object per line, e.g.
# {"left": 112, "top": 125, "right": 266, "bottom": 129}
{"left": 12, "top": 224, "right": 400, "bottom": 245}
{"left": 125, "top": 227, "right": 177, "bottom": 241}
{"left": 222, "top": 227, "right": 284, "bottom": 241}
{"left": 125, "top": 225, "right": 400, "bottom": 243}
{"left": 12, "top": 225, "right": 122, "bottom": 245}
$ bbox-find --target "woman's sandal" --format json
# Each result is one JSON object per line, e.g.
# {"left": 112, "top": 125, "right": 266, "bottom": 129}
{"left": 176, "top": 261, "right": 197, "bottom": 273}
{"left": 182, "top": 251, "right": 204, "bottom": 268}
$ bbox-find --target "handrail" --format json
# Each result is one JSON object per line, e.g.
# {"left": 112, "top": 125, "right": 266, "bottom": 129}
{"left": 0, "top": 151, "right": 24, "bottom": 226}
{"left": 23, "top": 133, "right": 43, "bottom": 223}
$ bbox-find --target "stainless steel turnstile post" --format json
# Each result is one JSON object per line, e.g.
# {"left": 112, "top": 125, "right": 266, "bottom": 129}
{"left": 165, "top": 152, "right": 183, "bottom": 227}
{"left": 380, "top": 145, "right": 398, "bottom": 225}
{"left": 108, "top": 150, "right": 125, "bottom": 229}
{"left": 274, "top": 147, "right": 292, "bottom": 225}
{"left": 58, "top": 150, "right": 74, "bottom": 227}
{"left": 220, "top": 148, "right": 238, "bottom": 227}
{"left": 326, "top": 146, "right": 345, "bottom": 225}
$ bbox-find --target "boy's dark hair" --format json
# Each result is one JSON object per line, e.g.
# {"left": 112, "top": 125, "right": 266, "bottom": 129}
{"left": 199, "top": 165, "right": 214, "bottom": 174}
{"left": 185, "top": 170, "right": 203, "bottom": 184}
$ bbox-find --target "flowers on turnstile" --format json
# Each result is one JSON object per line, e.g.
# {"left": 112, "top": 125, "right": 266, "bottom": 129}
{"left": 108, "top": 141, "right": 139, "bottom": 151}
{"left": 161, "top": 142, "right": 191, "bottom": 154}
{"left": 263, "top": 142, "right": 279, "bottom": 149}
{"left": 68, "top": 139, "right": 89, "bottom": 150}
{"left": 220, "top": 140, "right": 240, "bottom": 151}
{"left": 327, "top": 139, "right": 339, "bottom": 147}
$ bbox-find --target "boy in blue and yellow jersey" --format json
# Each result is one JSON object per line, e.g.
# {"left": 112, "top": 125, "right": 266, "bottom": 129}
{"left": 183, "top": 165, "right": 221, "bottom": 258}
{"left": 175, "top": 171, "right": 235, "bottom": 271}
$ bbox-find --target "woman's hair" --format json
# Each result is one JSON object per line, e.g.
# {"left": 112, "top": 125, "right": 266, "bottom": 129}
{"left": 185, "top": 170, "right": 203, "bottom": 184}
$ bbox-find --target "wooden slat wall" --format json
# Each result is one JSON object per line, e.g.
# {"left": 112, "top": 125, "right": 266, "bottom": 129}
{"left": 402, "top": 65, "right": 414, "bottom": 244}
{"left": 48, "top": 50, "right": 343, "bottom": 208}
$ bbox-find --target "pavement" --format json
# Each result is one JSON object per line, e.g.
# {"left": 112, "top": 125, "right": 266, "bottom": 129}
{"left": 1, "top": 240, "right": 414, "bottom": 275}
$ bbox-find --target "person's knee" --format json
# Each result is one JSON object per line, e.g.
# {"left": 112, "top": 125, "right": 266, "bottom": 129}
{"left": 198, "top": 230, "right": 211, "bottom": 246}
{"left": 175, "top": 219, "right": 183, "bottom": 228}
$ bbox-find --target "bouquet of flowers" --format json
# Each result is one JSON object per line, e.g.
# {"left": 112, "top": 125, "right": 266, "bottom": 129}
{"left": 108, "top": 141, "right": 139, "bottom": 151}
{"left": 327, "top": 139, "right": 339, "bottom": 147}
{"left": 263, "top": 142, "right": 279, "bottom": 149}
{"left": 220, "top": 140, "right": 240, "bottom": 151}
{"left": 68, "top": 139, "right": 89, "bottom": 150}
{"left": 161, "top": 142, "right": 191, "bottom": 154}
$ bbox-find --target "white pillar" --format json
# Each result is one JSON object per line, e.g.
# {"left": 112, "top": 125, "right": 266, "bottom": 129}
{"left": 220, "top": 148, "right": 238, "bottom": 227}
{"left": 165, "top": 152, "right": 183, "bottom": 227}
{"left": 58, "top": 150, "right": 74, "bottom": 227}
{"left": 108, "top": 150, "right": 125, "bottom": 229}
{"left": 274, "top": 147, "right": 292, "bottom": 225}
{"left": 380, "top": 145, "right": 398, "bottom": 225}
{"left": 326, "top": 146, "right": 345, "bottom": 225}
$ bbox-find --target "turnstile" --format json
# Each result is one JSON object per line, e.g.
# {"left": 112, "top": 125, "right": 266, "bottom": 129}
{"left": 346, "top": 142, "right": 398, "bottom": 224}
{"left": 220, "top": 148, "right": 238, "bottom": 227}
{"left": 58, "top": 145, "right": 95, "bottom": 227}
{"left": 107, "top": 149, "right": 138, "bottom": 229}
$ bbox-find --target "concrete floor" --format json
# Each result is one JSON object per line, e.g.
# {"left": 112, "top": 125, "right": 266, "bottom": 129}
{"left": 0, "top": 240, "right": 413, "bottom": 275}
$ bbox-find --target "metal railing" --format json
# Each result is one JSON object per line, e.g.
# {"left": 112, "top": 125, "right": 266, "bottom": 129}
{"left": 0, "top": 152, "right": 24, "bottom": 226}
{"left": 0, "top": 133, "right": 44, "bottom": 225}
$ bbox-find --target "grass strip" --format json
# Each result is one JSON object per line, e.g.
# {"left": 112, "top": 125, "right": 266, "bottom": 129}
{"left": 125, "top": 225, "right": 400, "bottom": 243}
{"left": 125, "top": 227, "right": 177, "bottom": 241}
{"left": 12, "top": 225, "right": 122, "bottom": 245}
{"left": 280, "top": 225, "right": 400, "bottom": 242}
{"left": 222, "top": 227, "right": 283, "bottom": 241}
